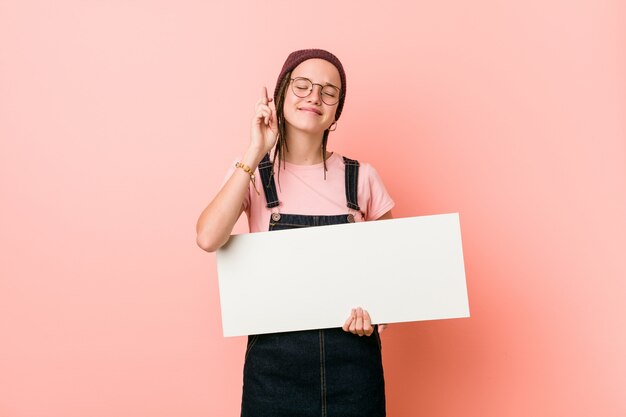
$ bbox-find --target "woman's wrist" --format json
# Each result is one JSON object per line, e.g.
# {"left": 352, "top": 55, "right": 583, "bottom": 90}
{"left": 241, "top": 147, "right": 266, "bottom": 170}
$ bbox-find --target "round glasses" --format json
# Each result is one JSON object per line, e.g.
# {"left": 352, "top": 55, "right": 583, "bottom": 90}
{"left": 290, "top": 77, "right": 342, "bottom": 106}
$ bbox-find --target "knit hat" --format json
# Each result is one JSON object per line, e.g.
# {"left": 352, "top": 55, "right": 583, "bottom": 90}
{"left": 273, "top": 49, "right": 347, "bottom": 121}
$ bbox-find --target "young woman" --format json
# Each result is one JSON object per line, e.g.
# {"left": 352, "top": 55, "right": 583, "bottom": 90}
{"left": 196, "top": 49, "right": 394, "bottom": 417}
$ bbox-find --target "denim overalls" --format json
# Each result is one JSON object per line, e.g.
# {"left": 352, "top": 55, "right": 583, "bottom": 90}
{"left": 240, "top": 154, "right": 386, "bottom": 417}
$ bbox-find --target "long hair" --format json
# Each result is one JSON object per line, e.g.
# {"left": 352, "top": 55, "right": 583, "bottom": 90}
{"left": 271, "top": 71, "right": 332, "bottom": 185}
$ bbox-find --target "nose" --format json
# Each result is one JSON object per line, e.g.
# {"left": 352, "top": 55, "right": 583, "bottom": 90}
{"left": 307, "top": 84, "right": 323, "bottom": 104}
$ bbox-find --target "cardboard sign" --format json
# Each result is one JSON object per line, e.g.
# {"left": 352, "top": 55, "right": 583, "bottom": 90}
{"left": 216, "top": 213, "right": 469, "bottom": 337}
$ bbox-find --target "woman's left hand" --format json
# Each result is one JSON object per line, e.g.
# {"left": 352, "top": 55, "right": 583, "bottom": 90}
{"left": 342, "top": 307, "right": 388, "bottom": 336}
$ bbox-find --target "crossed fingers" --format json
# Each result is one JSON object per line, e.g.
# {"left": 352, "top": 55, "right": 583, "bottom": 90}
{"left": 255, "top": 86, "right": 274, "bottom": 126}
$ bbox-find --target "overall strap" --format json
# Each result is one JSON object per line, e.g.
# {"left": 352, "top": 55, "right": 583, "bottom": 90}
{"left": 258, "top": 154, "right": 280, "bottom": 208}
{"left": 342, "top": 156, "right": 361, "bottom": 211}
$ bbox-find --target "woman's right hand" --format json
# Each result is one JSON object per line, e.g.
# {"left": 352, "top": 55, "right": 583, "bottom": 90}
{"left": 342, "top": 307, "right": 389, "bottom": 336}
{"left": 250, "top": 86, "right": 278, "bottom": 157}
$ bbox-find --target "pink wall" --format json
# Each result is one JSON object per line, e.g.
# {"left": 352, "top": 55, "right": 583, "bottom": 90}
{"left": 1, "top": 1, "right": 625, "bottom": 416}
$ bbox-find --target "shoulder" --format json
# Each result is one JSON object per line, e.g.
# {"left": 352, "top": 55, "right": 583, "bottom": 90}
{"left": 328, "top": 152, "right": 386, "bottom": 183}
{"left": 332, "top": 153, "right": 368, "bottom": 169}
{"left": 338, "top": 155, "right": 380, "bottom": 180}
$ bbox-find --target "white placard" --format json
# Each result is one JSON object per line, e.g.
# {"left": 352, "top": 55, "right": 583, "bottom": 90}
{"left": 216, "top": 213, "right": 469, "bottom": 337}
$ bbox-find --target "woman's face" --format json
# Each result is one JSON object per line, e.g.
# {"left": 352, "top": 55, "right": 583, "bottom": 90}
{"left": 282, "top": 58, "right": 342, "bottom": 136}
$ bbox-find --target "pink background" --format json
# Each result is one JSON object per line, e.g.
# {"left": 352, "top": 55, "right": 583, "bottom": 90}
{"left": 1, "top": 1, "right": 625, "bottom": 416}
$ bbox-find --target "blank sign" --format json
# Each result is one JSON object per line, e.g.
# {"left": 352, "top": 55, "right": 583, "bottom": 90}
{"left": 216, "top": 213, "right": 469, "bottom": 337}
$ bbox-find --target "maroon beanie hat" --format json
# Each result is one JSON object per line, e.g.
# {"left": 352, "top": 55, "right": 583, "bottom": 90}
{"left": 274, "top": 49, "right": 347, "bottom": 121}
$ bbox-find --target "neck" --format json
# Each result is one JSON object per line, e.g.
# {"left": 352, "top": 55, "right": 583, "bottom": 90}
{"left": 283, "top": 129, "right": 329, "bottom": 165}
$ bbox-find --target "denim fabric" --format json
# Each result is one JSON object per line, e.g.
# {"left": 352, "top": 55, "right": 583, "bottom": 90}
{"left": 242, "top": 327, "right": 385, "bottom": 417}
{"left": 268, "top": 213, "right": 356, "bottom": 231}
{"left": 258, "top": 154, "right": 279, "bottom": 208}
{"left": 342, "top": 157, "right": 361, "bottom": 211}
{"left": 241, "top": 157, "right": 385, "bottom": 417}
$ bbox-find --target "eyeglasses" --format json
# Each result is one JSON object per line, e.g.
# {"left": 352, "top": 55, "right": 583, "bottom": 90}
{"left": 290, "top": 77, "right": 342, "bottom": 106}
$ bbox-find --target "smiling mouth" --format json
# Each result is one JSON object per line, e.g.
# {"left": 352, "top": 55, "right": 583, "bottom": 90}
{"left": 299, "top": 108, "right": 322, "bottom": 115}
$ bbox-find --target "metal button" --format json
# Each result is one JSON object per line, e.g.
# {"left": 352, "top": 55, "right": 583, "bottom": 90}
{"left": 347, "top": 213, "right": 355, "bottom": 223}
{"left": 271, "top": 212, "right": 281, "bottom": 222}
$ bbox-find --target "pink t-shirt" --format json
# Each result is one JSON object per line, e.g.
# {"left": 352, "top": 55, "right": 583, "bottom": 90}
{"left": 225, "top": 152, "right": 394, "bottom": 233}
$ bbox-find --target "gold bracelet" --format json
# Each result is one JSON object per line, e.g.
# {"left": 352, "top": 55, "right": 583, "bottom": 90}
{"left": 235, "top": 162, "right": 260, "bottom": 195}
